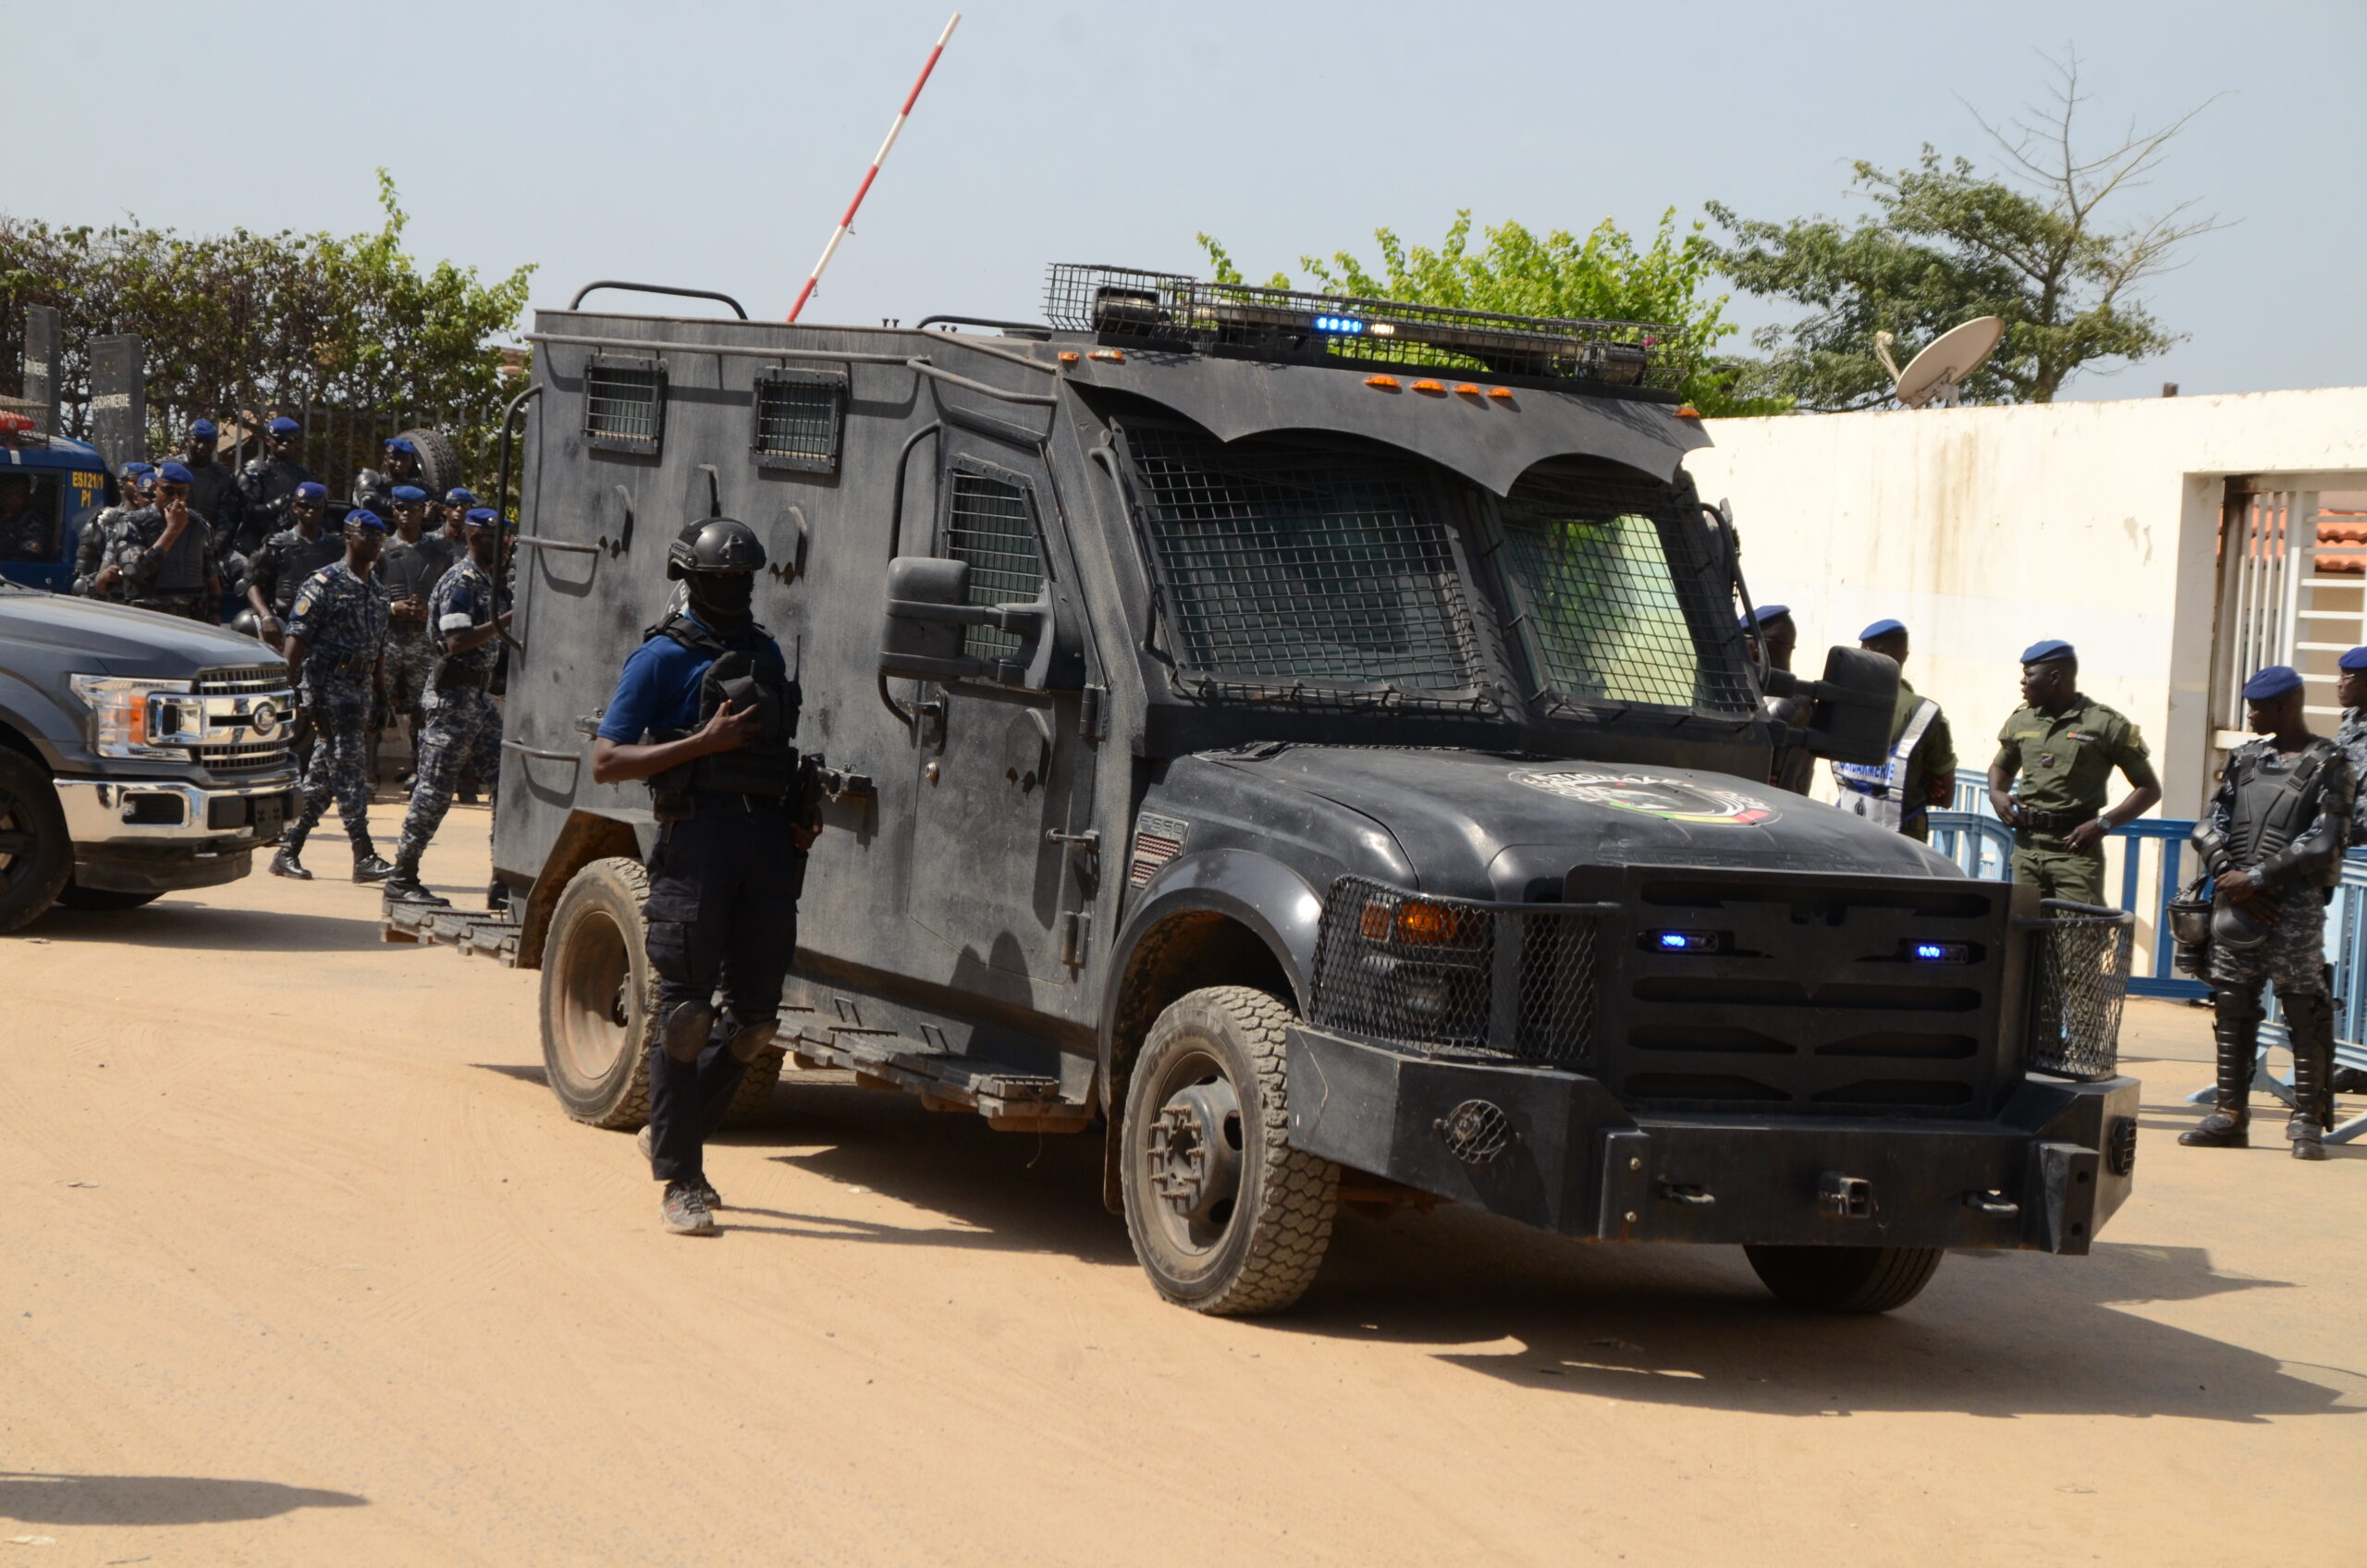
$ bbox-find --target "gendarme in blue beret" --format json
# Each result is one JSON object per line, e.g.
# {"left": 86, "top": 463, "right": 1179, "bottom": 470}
{"left": 154, "top": 459, "right": 194, "bottom": 484}
{"left": 190, "top": 417, "right": 217, "bottom": 439}
{"left": 446, "top": 486, "right": 478, "bottom": 507}
{"left": 1741, "top": 603, "right": 1792, "bottom": 631}
{"left": 389, "top": 484, "right": 428, "bottom": 503}
{"left": 2242, "top": 665, "right": 2304, "bottom": 702}
{"left": 462, "top": 507, "right": 498, "bottom": 528}
{"left": 1858, "top": 618, "right": 1907, "bottom": 641}
{"left": 344, "top": 508, "right": 386, "bottom": 533}
{"left": 2020, "top": 639, "right": 2075, "bottom": 665}
{"left": 266, "top": 415, "right": 301, "bottom": 435}
{"left": 2339, "top": 647, "right": 2367, "bottom": 672}
{"left": 385, "top": 436, "right": 418, "bottom": 455}
{"left": 294, "top": 481, "right": 326, "bottom": 502}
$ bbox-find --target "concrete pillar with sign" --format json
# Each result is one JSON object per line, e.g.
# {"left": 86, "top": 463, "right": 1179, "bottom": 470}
{"left": 88, "top": 334, "right": 145, "bottom": 474}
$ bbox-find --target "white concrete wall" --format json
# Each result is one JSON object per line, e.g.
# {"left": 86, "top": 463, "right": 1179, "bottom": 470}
{"left": 1685, "top": 387, "right": 2367, "bottom": 818}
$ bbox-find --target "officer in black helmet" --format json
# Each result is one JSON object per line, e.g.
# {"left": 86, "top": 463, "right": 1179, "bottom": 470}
{"left": 590, "top": 518, "right": 820, "bottom": 1236}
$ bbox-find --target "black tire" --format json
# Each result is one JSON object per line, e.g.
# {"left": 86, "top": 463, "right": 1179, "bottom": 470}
{"left": 0, "top": 749, "right": 72, "bottom": 935}
{"left": 55, "top": 881, "right": 165, "bottom": 913}
{"left": 1745, "top": 1244, "right": 1944, "bottom": 1314}
{"left": 718, "top": 1048, "right": 784, "bottom": 1129}
{"left": 394, "top": 427, "right": 463, "bottom": 497}
{"left": 538, "top": 856, "right": 656, "bottom": 1129}
{"left": 1120, "top": 986, "right": 1338, "bottom": 1316}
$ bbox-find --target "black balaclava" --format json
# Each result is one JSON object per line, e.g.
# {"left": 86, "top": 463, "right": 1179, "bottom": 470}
{"left": 687, "top": 570, "right": 754, "bottom": 634}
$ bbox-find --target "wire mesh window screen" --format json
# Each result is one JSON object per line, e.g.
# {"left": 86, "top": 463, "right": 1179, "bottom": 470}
{"left": 1121, "top": 425, "right": 1479, "bottom": 695}
{"left": 944, "top": 471, "right": 1043, "bottom": 662}
{"left": 754, "top": 375, "right": 842, "bottom": 472}
{"left": 583, "top": 364, "right": 663, "bottom": 452}
{"left": 1497, "top": 471, "right": 1753, "bottom": 715}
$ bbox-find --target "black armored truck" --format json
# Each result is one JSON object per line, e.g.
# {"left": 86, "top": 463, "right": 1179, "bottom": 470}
{"left": 425, "top": 266, "right": 2140, "bottom": 1315}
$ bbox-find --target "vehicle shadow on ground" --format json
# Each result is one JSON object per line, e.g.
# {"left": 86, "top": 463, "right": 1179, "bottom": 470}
{"left": 0, "top": 1472, "right": 365, "bottom": 1526}
{"left": 29, "top": 900, "right": 384, "bottom": 953}
{"left": 1278, "top": 1206, "right": 2361, "bottom": 1424}
{"left": 705, "top": 1084, "right": 2367, "bottom": 1424}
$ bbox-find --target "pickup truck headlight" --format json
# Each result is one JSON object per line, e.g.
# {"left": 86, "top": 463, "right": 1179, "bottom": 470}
{"left": 68, "top": 674, "right": 197, "bottom": 759}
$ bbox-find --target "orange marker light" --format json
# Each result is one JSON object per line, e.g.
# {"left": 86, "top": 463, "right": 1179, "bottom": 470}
{"left": 1453, "top": 383, "right": 1482, "bottom": 397}
{"left": 1487, "top": 386, "right": 1514, "bottom": 400}
{"left": 1675, "top": 405, "right": 1701, "bottom": 419}
{"left": 1365, "top": 375, "right": 1401, "bottom": 390}
{"left": 1087, "top": 349, "right": 1125, "bottom": 363}
{"left": 1057, "top": 350, "right": 1080, "bottom": 365}
{"left": 1412, "top": 379, "right": 1446, "bottom": 395}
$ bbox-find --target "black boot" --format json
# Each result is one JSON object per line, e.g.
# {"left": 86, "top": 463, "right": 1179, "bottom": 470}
{"left": 383, "top": 854, "right": 450, "bottom": 906}
{"left": 268, "top": 845, "right": 313, "bottom": 880}
{"left": 2284, "top": 990, "right": 2334, "bottom": 1161}
{"left": 2181, "top": 983, "right": 2263, "bottom": 1147}
{"left": 350, "top": 846, "right": 395, "bottom": 883}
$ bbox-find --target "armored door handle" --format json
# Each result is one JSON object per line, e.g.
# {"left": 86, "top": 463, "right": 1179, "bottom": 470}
{"left": 1046, "top": 829, "right": 1099, "bottom": 849}
{"left": 1659, "top": 1183, "right": 1715, "bottom": 1207}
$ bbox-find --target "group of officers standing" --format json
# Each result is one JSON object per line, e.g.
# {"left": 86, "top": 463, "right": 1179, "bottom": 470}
{"left": 1747, "top": 604, "right": 2366, "bottom": 1161}
{"left": 73, "top": 416, "right": 511, "bottom": 909}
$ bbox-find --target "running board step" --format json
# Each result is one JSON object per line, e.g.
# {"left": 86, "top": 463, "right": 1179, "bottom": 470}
{"left": 380, "top": 901, "right": 524, "bottom": 966}
{"left": 784, "top": 1010, "right": 1094, "bottom": 1133}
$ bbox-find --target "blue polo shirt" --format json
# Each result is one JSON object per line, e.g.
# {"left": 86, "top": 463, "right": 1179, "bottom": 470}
{"left": 596, "top": 616, "right": 786, "bottom": 743}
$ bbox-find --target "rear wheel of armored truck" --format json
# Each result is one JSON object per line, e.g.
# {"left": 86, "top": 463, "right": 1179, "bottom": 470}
{"left": 1745, "top": 1244, "right": 1944, "bottom": 1314}
{"left": 0, "top": 749, "right": 72, "bottom": 935}
{"left": 540, "top": 856, "right": 657, "bottom": 1129}
{"left": 1122, "top": 986, "right": 1339, "bottom": 1316}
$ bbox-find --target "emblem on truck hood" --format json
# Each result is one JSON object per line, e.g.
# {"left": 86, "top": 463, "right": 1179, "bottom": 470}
{"left": 1508, "top": 768, "right": 1779, "bottom": 827}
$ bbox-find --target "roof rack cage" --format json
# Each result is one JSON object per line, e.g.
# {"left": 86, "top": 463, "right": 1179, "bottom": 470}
{"left": 1042, "top": 263, "right": 1684, "bottom": 393}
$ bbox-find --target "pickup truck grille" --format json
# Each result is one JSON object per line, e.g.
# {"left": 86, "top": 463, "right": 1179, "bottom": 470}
{"left": 195, "top": 665, "right": 288, "bottom": 696}
{"left": 195, "top": 741, "right": 290, "bottom": 773}
{"left": 189, "top": 665, "right": 296, "bottom": 774}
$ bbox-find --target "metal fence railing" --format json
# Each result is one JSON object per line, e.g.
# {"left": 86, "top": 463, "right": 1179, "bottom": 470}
{"left": 1925, "top": 769, "right": 2363, "bottom": 1142}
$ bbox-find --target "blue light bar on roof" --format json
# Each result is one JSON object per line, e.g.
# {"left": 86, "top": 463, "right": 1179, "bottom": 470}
{"left": 1313, "top": 313, "right": 1365, "bottom": 336}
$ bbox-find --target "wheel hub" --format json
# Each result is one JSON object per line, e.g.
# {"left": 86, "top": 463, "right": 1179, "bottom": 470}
{"left": 1148, "top": 1079, "right": 1242, "bottom": 1223}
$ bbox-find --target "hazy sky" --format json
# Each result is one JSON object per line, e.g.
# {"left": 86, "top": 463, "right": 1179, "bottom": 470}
{"left": 8, "top": 0, "right": 2361, "bottom": 401}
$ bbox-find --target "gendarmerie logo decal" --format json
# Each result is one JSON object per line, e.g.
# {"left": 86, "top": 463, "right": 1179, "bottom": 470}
{"left": 1508, "top": 768, "right": 1778, "bottom": 827}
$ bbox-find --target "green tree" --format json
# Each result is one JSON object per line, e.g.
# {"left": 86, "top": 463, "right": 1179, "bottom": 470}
{"left": 1710, "top": 55, "right": 2221, "bottom": 410}
{"left": 1197, "top": 210, "right": 1784, "bottom": 416}
{"left": 1, "top": 171, "right": 533, "bottom": 479}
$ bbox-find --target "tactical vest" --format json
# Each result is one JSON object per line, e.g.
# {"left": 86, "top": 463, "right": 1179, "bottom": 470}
{"left": 1833, "top": 698, "right": 1940, "bottom": 832}
{"left": 2221, "top": 737, "right": 2343, "bottom": 884}
{"left": 135, "top": 513, "right": 211, "bottom": 599}
{"left": 644, "top": 614, "right": 802, "bottom": 817}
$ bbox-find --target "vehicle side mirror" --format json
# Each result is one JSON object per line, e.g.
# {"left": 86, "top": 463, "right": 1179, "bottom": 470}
{"left": 1763, "top": 645, "right": 1897, "bottom": 766}
{"left": 877, "top": 556, "right": 1085, "bottom": 692}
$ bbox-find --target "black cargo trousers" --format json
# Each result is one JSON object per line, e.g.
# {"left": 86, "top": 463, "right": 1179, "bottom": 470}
{"left": 641, "top": 790, "right": 809, "bottom": 1184}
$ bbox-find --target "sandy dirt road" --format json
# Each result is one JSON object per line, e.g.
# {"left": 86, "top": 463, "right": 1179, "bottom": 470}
{"left": 2, "top": 801, "right": 2362, "bottom": 1566}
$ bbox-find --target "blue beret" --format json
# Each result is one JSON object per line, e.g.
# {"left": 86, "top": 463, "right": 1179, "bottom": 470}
{"left": 344, "top": 508, "right": 386, "bottom": 532}
{"left": 266, "top": 415, "right": 301, "bottom": 435}
{"left": 1740, "top": 603, "right": 1792, "bottom": 631}
{"left": 2020, "top": 639, "right": 2075, "bottom": 665}
{"left": 385, "top": 436, "right": 418, "bottom": 455}
{"left": 2242, "top": 665, "right": 2304, "bottom": 701}
{"left": 293, "top": 481, "right": 326, "bottom": 502}
{"left": 461, "top": 507, "right": 498, "bottom": 528}
{"left": 2340, "top": 647, "right": 2367, "bottom": 672}
{"left": 120, "top": 461, "right": 152, "bottom": 479}
{"left": 1858, "top": 618, "right": 1907, "bottom": 641}
{"left": 445, "top": 486, "right": 477, "bottom": 506}
{"left": 389, "top": 484, "right": 429, "bottom": 503}
{"left": 190, "top": 418, "right": 218, "bottom": 439}
{"left": 154, "top": 460, "right": 194, "bottom": 484}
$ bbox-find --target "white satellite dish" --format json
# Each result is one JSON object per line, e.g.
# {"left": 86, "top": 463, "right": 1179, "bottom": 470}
{"left": 1874, "top": 315, "right": 2005, "bottom": 409}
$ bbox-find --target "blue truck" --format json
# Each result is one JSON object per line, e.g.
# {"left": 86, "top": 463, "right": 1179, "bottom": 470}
{"left": 0, "top": 413, "right": 111, "bottom": 594}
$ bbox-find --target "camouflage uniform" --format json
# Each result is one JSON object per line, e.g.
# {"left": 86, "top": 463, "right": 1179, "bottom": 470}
{"left": 395, "top": 557, "right": 504, "bottom": 868}
{"left": 242, "top": 524, "right": 348, "bottom": 620}
{"left": 110, "top": 506, "right": 219, "bottom": 619}
{"left": 375, "top": 533, "right": 457, "bottom": 762}
{"left": 70, "top": 504, "right": 129, "bottom": 596}
{"left": 1993, "top": 695, "right": 2158, "bottom": 905}
{"left": 282, "top": 561, "right": 389, "bottom": 858}
{"left": 2336, "top": 707, "right": 2367, "bottom": 842}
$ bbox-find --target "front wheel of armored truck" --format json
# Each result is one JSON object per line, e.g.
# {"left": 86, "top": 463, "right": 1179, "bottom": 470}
{"left": 539, "top": 856, "right": 658, "bottom": 1130}
{"left": 1121, "top": 986, "right": 1339, "bottom": 1316}
{"left": 1745, "top": 1244, "right": 1944, "bottom": 1314}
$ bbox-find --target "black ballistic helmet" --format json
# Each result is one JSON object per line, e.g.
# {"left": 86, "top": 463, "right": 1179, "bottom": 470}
{"left": 228, "top": 607, "right": 267, "bottom": 642}
{"left": 667, "top": 517, "right": 767, "bottom": 580}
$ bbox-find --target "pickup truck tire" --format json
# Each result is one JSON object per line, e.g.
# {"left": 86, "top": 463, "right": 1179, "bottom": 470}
{"left": 55, "top": 881, "right": 165, "bottom": 912}
{"left": 393, "top": 427, "right": 463, "bottom": 499}
{"left": 1121, "top": 986, "right": 1338, "bottom": 1316}
{"left": 1745, "top": 1244, "right": 1944, "bottom": 1314}
{"left": 0, "top": 751, "right": 72, "bottom": 935}
{"left": 539, "top": 856, "right": 657, "bottom": 1130}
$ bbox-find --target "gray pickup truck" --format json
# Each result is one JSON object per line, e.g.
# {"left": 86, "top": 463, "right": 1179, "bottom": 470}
{"left": 0, "top": 579, "right": 299, "bottom": 930}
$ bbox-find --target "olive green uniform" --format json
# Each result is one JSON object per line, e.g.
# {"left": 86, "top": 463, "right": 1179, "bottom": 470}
{"left": 1893, "top": 678, "right": 1956, "bottom": 841}
{"left": 1993, "top": 696, "right": 2159, "bottom": 904}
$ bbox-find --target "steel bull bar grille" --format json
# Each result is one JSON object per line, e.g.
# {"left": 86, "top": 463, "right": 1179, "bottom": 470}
{"left": 1291, "top": 871, "right": 2138, "bottom": 1249}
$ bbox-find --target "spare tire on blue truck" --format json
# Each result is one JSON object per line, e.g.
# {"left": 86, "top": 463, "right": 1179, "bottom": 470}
{"left": 433, "top": 266, "right": 2139, "bottom": 1316}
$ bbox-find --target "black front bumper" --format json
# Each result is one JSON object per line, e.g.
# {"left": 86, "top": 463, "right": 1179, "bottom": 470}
{"left": 1285, "top": 1026, "right": 2138, "bottom": 1253}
